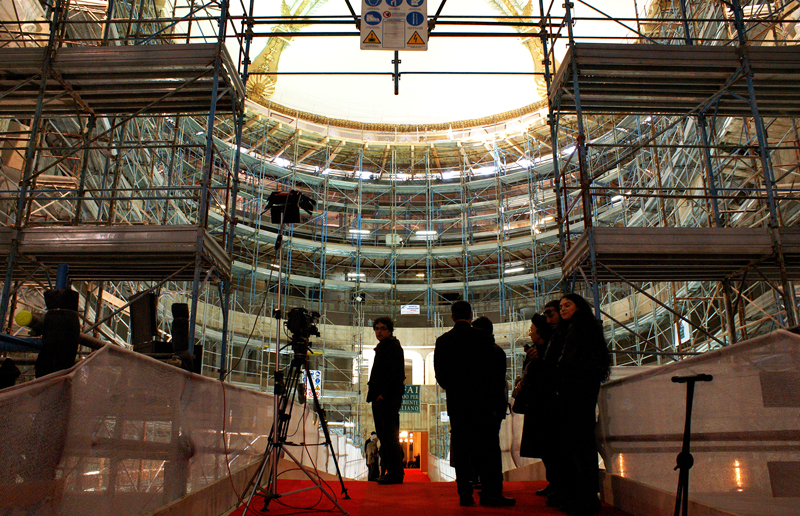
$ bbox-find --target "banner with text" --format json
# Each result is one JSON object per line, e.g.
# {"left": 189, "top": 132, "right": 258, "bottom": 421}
{"left": 400, "top": 384, "right": 421, "bottom": 413}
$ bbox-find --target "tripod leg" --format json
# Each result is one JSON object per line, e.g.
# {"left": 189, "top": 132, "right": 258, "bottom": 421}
{"left": 304, "top": 353, "right": 350, "bottom": 499}
{"left": 282, "top": 446, "right": 350, "bottom": 515}
{"left": 241, "top": 441, "right": 276, "bottom": 516}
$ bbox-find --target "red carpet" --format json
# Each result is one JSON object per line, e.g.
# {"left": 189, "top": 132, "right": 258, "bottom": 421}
{"left": 402, "top": 468, "right": 430, "bottom": 482}
{"left": 230, "top": 478, "right": 632, "bottom": 516}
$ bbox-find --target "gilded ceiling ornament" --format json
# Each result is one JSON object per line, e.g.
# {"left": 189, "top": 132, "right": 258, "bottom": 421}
{"left": 485, "top": 0, "right": 557, "bottom": 99}
{"left": 247, "top": 0, "right": 328, "bottom": 99}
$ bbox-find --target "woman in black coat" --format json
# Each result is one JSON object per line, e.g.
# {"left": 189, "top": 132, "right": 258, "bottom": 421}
{"left": 552, "top": 293, "right": 612, "bottom": 516}
{"left": 517, "top": 313, "right": 555, "bottom": 457}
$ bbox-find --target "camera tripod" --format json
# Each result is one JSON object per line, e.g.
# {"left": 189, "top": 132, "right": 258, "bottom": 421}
{"left": 241, "top": 335, "right": 350, "bottom": 515}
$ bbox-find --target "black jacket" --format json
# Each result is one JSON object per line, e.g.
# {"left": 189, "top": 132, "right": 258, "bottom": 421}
{"left": 434, "top": 321, "right": 503, "bottom": 420}
{"left": 366, "top": 336, "right": 405, "bottom": 405}
{"left": 556, "top": 317, "right": 610, "bottom": 400}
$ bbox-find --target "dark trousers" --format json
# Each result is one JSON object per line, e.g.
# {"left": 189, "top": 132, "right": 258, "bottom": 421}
{"left": 372, "top": 399, "right": 403, "bottom": 479}
{"left": 558, "top": 389, "right": 601, "bottom": 502}
{"left": 368, "top": 461, "right": 380, "bottom": 481}
{"left": 542, "top": 452, "right": 564, "bottom": 489}
{"left": 452, "top": 416, "right": 503, "bottom": 498}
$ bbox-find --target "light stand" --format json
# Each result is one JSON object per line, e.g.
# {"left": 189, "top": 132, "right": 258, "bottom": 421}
{"left": 240, "top": 191, "right": 349, "bottom": 515}
{"left": 671, "top": 373, "right": 713, "bottom": 516}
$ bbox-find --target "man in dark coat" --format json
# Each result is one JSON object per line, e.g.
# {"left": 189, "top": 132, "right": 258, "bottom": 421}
{"left": 366, "top": 316, "right": 405, "bottom": 484}
{"left": 434, "top": 301, "right": 515, "bottom": 507}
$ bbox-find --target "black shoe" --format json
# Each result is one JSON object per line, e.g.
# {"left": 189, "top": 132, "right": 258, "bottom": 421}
{"left": 480, "top": 495, "right": 516, "bottom": 507}
{"left": 460, "top": 495, "right": 475, "bottom": 507}
{"left": 565, "top": 497, "right": 601, "bottom": 516}
{"left": 536, "top": 484, "right": 556, "bottom": 497}
{"left": 377, "top": 475, "right": 403, "bottom": 485}
{"left": 545, "top": 491, "right": 568, "bottom": 508}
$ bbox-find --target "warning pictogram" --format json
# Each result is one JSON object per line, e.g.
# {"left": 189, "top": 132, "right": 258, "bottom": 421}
{"left": 407, "top": 31, "right": 424, "bottom": 45}
{"left": 363, "top": 30, "right": 381, "bottom": 44}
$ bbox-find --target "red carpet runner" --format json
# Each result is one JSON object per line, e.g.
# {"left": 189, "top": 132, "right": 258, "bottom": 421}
{"left": 402, "top": 468, "right": 431, "bottom": 482}
{"left": 230, "top": 474, "right": 632, "bottom": 516}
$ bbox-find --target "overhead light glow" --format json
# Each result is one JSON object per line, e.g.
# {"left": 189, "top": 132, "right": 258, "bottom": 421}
{"left": 347, "top": 272, "right": 366, "bottom": 278}
{"left": 473, "top": 166, "right": 495, "bottom": 176}
{"left": 273, "top": 157, "right": 291, "bottom": 168}
{"left": 415, "top": 273, "right": 425, "bottom": 277}
{"left": 415, "top": 230, "right": 437, "bottom": 236}
{"left": 505, "top": 267, "right": 525, "bottom": 274}
{"left": 348, "top": 229, "right": 370, "bottom": 235}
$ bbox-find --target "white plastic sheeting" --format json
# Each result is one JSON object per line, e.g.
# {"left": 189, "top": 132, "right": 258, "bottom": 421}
{"left": 597, "top": 330, "right": 800, "bottom": 515}
{"left": 1, "top": 345, "right": 365, "bottom": 516}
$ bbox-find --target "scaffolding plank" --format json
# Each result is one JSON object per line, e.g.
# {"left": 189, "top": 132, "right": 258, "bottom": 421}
{"left": 0, "top": 43, "right": 244, "bottom": 116}
{"left": 562, "top": 226, "right": 800, "bottom": 282}
{"left": 550, "top": 43, "right": 800, "bottom": 116}
{"left": 0, "top": 225, "right": 230, "bottom": 282}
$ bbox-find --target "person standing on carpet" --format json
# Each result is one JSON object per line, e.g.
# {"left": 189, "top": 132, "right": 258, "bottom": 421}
{"left": 365, "top": 432, "right": 380, "bottom": 481}
{"left": 434, "top": 301, "right": 515, "bottom": 508}
{"left": 366, "top": 316, "right": 406, "bottom": 485}
{"left": 551, "top": 293, "right": 611, "bottom": 516}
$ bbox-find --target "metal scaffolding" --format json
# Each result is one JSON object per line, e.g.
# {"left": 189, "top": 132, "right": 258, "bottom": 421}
{"left": 546, "top": 0, "right": 800, "bottom": 364}
{"left": 4, "top": 0, "right": 800, "bottom": 454}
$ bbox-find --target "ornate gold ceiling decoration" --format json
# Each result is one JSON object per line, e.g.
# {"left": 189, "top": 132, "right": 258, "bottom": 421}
{"left": 247, "top": 0, "right": 328, "bottom": 99}
{"left": 485, "top": 0, "right": 557, "bottom": 98}
{"left": 258, "top": 97, "right": 548, "bottom": 134}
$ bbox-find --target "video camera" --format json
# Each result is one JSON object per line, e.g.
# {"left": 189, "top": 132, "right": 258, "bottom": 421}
{"left": 285, "top": 307, "right": 320, "bottom": 355}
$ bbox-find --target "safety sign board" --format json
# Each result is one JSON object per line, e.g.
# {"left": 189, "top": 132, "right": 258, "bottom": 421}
{"left": 407, "top": 31, "right": 424, "bottom": 45}
{"left": 364, "top": 30, "right": 381, "bottom": 44}
{"left": 302, "top": 369, "right": 322, "bottom": 402}
{"left": 360, "top": 0, "right": 428, "bottom": 51}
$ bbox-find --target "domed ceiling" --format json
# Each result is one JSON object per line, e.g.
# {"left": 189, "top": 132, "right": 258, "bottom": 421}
{"left": 265, "top": 0, "right": 541, "bottom": 124}
{"left": 243, "top": 0, "right": 562, "bottom": 126}
{"left": 239, "top": 0, "right": 635, "bottom": 126}
{"left": 219, "top": 1, "right": 637, "bottom": 177}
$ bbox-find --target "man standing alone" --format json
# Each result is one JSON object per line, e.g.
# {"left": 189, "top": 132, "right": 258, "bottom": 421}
{"left": 434, "top": 301, "right": 514, "bottom": 507}
{"left": 366, "top": 316, "right": 405, "bottom": 485}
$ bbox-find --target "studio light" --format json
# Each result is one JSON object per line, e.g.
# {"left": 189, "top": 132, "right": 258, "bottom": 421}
{"left": 265, "top": 190, "right": 316, "bottom": 224}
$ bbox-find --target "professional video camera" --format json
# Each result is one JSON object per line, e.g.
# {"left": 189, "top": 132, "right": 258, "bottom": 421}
{"left": 285, "top": 307, "right": 320, "bottom": 355}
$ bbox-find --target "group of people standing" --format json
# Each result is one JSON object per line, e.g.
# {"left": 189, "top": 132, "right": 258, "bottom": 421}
{"left": 514, "top": 294, "right": 612, "bottom": 516}
{"left": 364, "top": 294, "right": 610, "bottom": 516}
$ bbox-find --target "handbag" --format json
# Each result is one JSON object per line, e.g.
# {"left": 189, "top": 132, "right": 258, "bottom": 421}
{"left": 511, "top": 378, "right": 527, "bottom": 414}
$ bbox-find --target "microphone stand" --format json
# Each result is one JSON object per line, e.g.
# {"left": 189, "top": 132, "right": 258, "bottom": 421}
{"left": 671, "top": 373, "right": 713, "bottom": 516}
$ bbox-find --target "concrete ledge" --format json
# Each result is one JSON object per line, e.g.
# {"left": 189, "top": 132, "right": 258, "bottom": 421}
{"left": 599, "top": 472, "right": 743, "bottom": 516}
{"left": 503, "top": 460, "right": 547, "bottom": 482}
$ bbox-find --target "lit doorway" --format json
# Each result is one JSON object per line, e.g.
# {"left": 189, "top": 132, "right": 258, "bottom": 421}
{"left": 399, "top": 430, "right": 427, "bottom": 471}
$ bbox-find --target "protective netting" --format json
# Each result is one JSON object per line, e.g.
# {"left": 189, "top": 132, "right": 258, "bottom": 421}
{"left": 1, "top": 345, "right": 361, "bottom": 516}
{"left": 597, "top": 330, "right": 800, "bottom": 515}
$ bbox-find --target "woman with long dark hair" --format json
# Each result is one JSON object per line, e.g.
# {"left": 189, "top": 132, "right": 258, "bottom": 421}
{"left": 552, "top": 293, "right": 611, "bottom": 516}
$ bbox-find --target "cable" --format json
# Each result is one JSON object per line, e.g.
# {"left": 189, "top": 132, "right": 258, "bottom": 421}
{"left": 224, "top": 259, "right": 276, "bottom": 380}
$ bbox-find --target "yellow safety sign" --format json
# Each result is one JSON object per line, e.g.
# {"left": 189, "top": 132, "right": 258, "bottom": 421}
{"left": 407, "top": 31, "right": 425, "bottom": 45}
{"left": 363, "top": 30, "right": 381, "bottom": 44}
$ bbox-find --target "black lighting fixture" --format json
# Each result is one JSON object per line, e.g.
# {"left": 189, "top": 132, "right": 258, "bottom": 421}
{"left": 265, "top": 190, "right": 316, "bottom": 224}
